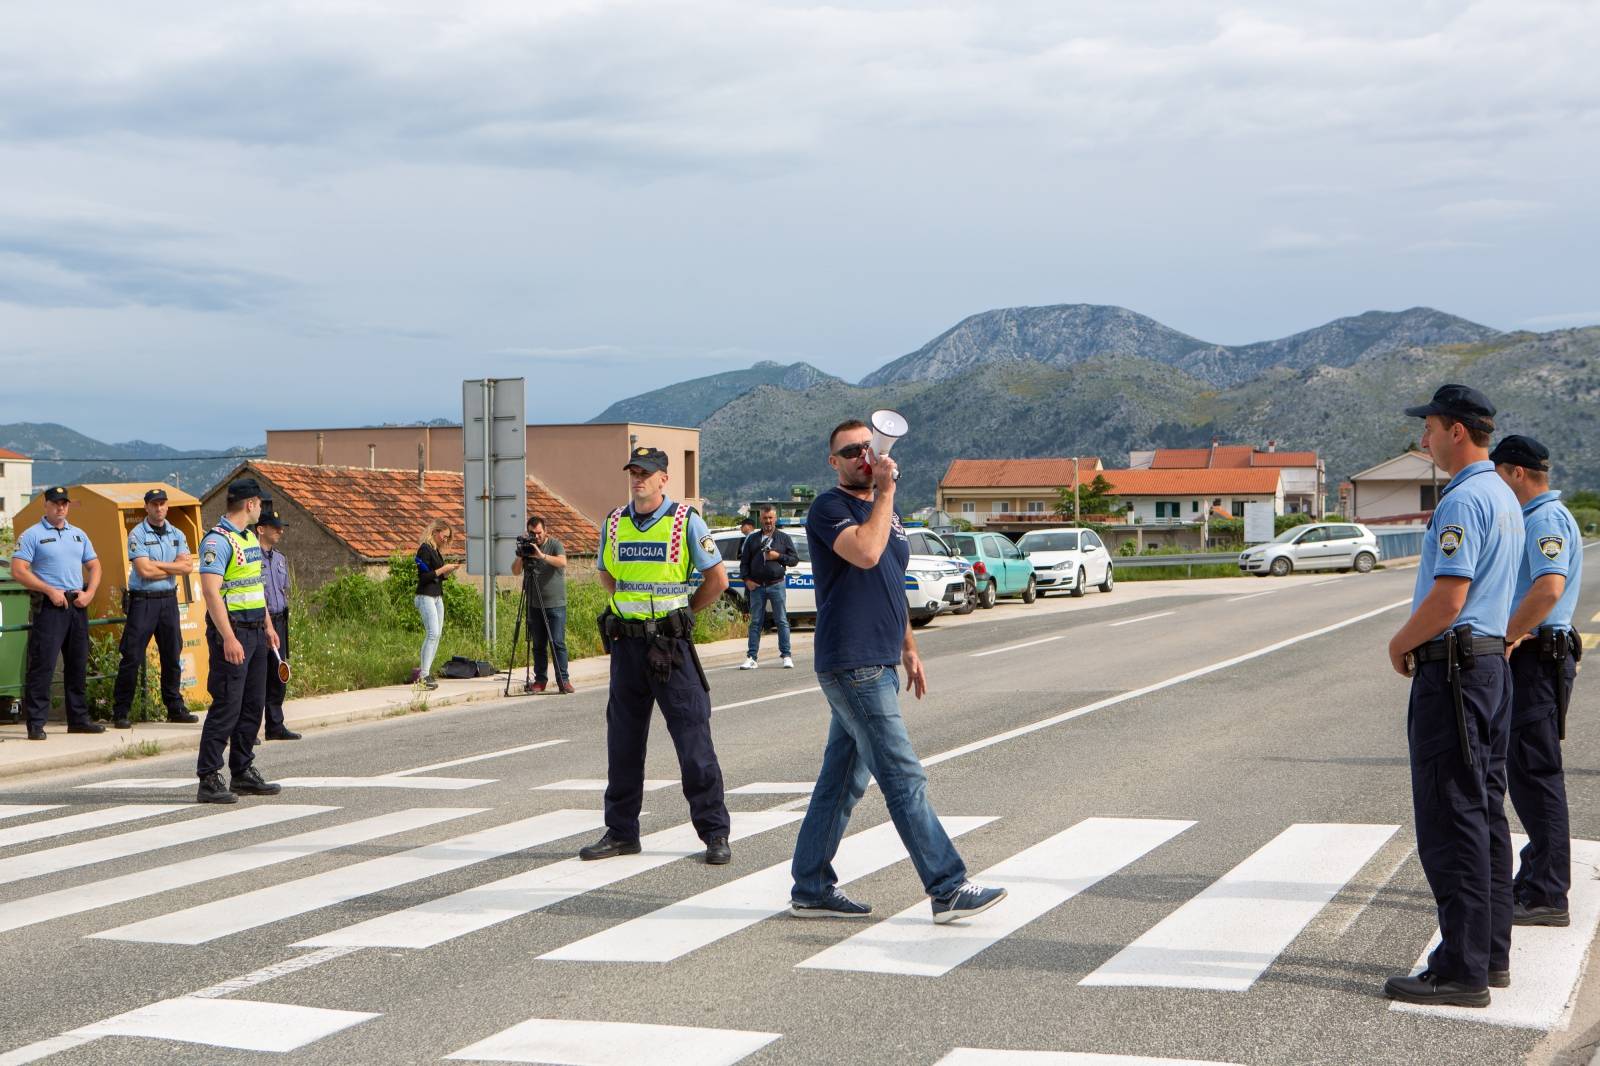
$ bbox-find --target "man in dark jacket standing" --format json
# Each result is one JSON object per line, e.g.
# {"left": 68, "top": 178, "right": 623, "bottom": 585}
{"left": 739, "top": 506, "right": 798, "bottom": 670}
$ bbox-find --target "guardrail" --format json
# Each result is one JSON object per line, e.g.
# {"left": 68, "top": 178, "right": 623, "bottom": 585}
{"left": 1113, "top": 552, "right": 1240, "bottom": 577}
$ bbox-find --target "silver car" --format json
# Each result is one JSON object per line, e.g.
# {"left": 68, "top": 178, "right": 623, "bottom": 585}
{"left": 1238, "top": 522, "right": 1380, "bottom": 577}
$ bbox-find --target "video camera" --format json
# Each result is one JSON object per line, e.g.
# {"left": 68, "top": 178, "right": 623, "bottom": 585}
{"left": 515, "top": 534, "right": 541, "bottom": 559}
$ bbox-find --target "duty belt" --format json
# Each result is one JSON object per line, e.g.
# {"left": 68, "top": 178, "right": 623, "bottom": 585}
{"left": 1513, "top": 626, "right": 1582, "bottom": 740}
{"left": 128, "top": 590, "right": 176, "bottom": 599}
{"left": 1414, "top": 635, "right": 1507, "bottom": 663}
{"left": 1413, "top": 626, "right": 1506, "bottom": 768}
{"left": 601, "top": 609, "right": 695, "bottom": 641}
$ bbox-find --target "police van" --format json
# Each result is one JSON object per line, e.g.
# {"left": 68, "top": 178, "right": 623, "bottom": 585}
{"left": 699, "top": 524, "right": 967, "bottom": 628}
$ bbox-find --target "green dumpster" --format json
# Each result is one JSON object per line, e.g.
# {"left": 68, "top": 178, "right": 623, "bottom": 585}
{"left": 0, "top": 555, "right": 28, "bottom": 712}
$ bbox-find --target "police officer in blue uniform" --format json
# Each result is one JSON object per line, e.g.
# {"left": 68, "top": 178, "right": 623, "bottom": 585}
{"left": 194, "top": 479, "right": 282, "bottom": 804}
{"left": 578, "top": 447, "right": 734, "bottom": 865}
{"left": 1384, "top": 385, "right": 1523, "bottom": 1007}
{"left": 1492, "top": 434, "right": 1582, "bottom": 929}
{"left": 111, "top": 488, "right": 199, "bottom": 728}
{"left": 10, "top": 487, "right": 104, "bottom": 740}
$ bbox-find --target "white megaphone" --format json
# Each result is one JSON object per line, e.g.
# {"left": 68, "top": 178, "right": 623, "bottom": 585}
{"left": 868, "top": 409, "right": 908, "bottom": 480}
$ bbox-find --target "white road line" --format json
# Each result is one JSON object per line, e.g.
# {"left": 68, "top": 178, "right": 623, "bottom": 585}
{"left": 799, "top": 817, "right": 1193, "bottom": 977}
{"left": 91, "top": 808, "right": 598, "bottom": 945}
{"left": 276, "top": 776, "right": 495, "bottom": 789}
{"left": 446, "top": 1018, "right": 781, "bottom": 1065}
{"left": 535, "top": 779, "right": 676, "bottom": 792}
{"left": 76, "top": 776, "right": 493, "bottom": 791}
{"left": 0, "top": 804, "right": 184, "bottom": 848}
{"left": 70, "top": 997, "right": 379, "bottom": 1054}
{"left": 1308, "top": 578, "right": 1344, "bottom": 587}
{"left": 0, "top": 805, "right": 330, "bottom": 887}
{"left": 922, "top": 599, "right": 1412, "bottom": 769}
{"left": 1391, "top": 836, "right": 1600, "bottom": 1030}
{"left": 1107, "top": 611, "right": 1176, "bottom": 628}
{"left": 1081, "top": 823, "right": 1398, "bottom": 991}
{"left": 0, "top": 805, "right": 62, "bottom": 822}
{"left": 299, "top": 811, "right": 804, "bottom": 950}
{"left": 540, "top": 816, "right": 994, "bottom": 964}
{"left": 391, "top": 739, "right": 568, "bottom": 777}
{"left": 726, "top": 782, "right": 815, "bottom": 795}
{"left": 0, "top": 808, "right": 476, "bottom": 935}
{"left": 934, "top": 1050, "right": 1245, "bottom": 1065}
{"left": 188, "top": 946, "right": 365, "bottom": 998}
{"left": 970, "top": 635, "right": 1063, "bottom": 658}
{"left": 713, "top": 687, "right": 819, "bottom": 712}
{"left": 0, "top": 1034, "right": 99, "bottom": 1066}
{"left": 1225, "top": 589, "right": 1279, "bottom": 603}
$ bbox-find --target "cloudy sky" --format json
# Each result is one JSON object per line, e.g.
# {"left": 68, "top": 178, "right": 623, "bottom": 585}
{"left": 2, "top": 0, "right": 1596, "bottom": 448}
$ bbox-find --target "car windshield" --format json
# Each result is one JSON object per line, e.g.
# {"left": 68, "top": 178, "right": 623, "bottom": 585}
{"left": 907, "top": 531, "right": 954, "bottom": 557}
{"left": 1271, "top": 526, "right": 1312, "bottom": 544}
{"left": 949, "top": 534, "right": 978, "bottom": 555}
{"left": 1019, "top": 532, "right": 1079, "bottom": 552}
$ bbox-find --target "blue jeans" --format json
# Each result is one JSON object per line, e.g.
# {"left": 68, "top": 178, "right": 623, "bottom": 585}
{"left": 529, "top": 604, "right": 569, "bottom": 685}
{"left": 790, "top": 665, "right": 967, "bottom": 902}
{"left": 746, "top": 583, "right": 791, "bottom": 659}
{"left": 415, "top": 595, "right": 444, "bottom": 677}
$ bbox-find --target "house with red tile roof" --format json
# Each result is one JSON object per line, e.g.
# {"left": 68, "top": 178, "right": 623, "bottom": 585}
{"left": 1130, "top": 441, "right": 1324, "bottom": 516}
{"left": 1097, "top": 467, "right": 1284, "bottom": 525}
{"left": 0, "top": 447, "right": 33, "bottom": 527}
{"left": 935, "top": 458, "right": 1104, "bottom": 526}
{"left": 199, "top": 460, "right": 598, "bottom": 589}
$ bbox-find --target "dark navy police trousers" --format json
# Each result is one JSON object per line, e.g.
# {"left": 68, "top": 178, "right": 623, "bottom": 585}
{"left": 1508, "top": 648, "right": 1574, "bottom": 911}
{"left": 198, "top": 619, "right": 268, "bottom": 778}
{"left": 603, "top": 635, "right": 729, "bottom": 843}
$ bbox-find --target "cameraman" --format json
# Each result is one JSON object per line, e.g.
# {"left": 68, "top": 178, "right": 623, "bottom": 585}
{"left": 739, "top": 506, "right": 798, "bottom": 669}
{"left": 512, "top": 514, "right": 572, "bottom": 693}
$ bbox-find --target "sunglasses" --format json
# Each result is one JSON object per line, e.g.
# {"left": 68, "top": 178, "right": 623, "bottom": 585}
{"left": 833, "top": 443, "right": 871, "bottom": 460}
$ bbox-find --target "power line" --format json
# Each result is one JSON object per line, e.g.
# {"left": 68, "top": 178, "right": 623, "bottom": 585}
{"left": 16, "top": 452, "right": 266, "bottom": 463}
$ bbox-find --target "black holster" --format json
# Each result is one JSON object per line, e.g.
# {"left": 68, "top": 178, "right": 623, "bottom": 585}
{"left": 1447, "top": 624, "right": 1475, "bottom": 768}
{"left": 647, "top": 634, "right": 675, "bottom": 682}
{"left": 1537, "top": 625, "right": 1576, "bottom": 741}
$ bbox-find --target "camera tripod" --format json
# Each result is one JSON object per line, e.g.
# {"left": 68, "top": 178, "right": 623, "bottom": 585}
{"left": 503, "top": 554, "right": 562, "bottom": 697}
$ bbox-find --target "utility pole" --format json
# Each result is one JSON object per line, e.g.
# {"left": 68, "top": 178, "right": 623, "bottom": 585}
{"left": 1073, "top": 457, "right": 1081, "bottom": 527}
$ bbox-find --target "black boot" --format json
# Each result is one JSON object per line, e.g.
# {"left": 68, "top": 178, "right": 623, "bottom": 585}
{"left": 1383, "top": 970, "right": 1489, "bottom": 1007}
{"left": 197, "top": 772, "right": 238, "bottom": 804}
{"left": 230, "top": 766, "right": 282, "bottom": 796}
{"left": 578, "top": 830, "right": 642, "bottom": 861}
{"left": 704, "top": 836, "right": 732, "bottom": 865}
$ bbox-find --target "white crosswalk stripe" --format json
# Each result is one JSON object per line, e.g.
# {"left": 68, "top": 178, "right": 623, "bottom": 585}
{"left": 799, "top": 818, "right": 1194, "bottom": 977}
{"left": 540, "top": 816, "right": 995, "bottom": 963}
{"left": 1390, "top": 835, "right": 1600, "bottom": 1030}
{"left": 69, "top": 997, "right": 379, "bottom": 1054}
{"left": 0, "top": 805, "right": 330, "bottom": 886}
{"left": 77, "top": 776, "right": 492, "bottom": 790}
{"left": 0, "top": 804, "right": 186, "bottom": 848}
{"left": 725, "top": 782, "right": 814, "bottom": 795}
{"left": 446, "top": 1018, "right": 781, "bottom": 1065}
{"left": 1081, "top": 823, "right": 1398, "bottom": 991}
{"left": 0, "top": 805, "right": 63, "bottom": 822}
{"left": 0, "top": 808, "right": 477, "bottom": 935}
{"left": 534, "top": 779, "right": 675, "bottom": 792}
{"left": 91, "top": 809, "right": 599, "bottom": 944}
{"left": 298, "top": 811, "right": 804, "bottom": 950}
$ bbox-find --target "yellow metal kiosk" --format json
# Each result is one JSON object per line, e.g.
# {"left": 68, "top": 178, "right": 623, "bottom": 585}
{"left": 15, "top": 483, "right": 209, "bottom": 702}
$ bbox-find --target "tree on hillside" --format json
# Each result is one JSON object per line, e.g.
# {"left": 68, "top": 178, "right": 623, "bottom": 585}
{"left": 1055, "top": 474, "right": 1117, "bottom": 517}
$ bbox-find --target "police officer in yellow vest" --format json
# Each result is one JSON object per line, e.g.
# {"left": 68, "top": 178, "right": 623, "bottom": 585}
{"left": 194, "top": 479, "right": 283, "bottom": 804}
{"left": 580, "top": 447, "right": 733, "bottom": 865}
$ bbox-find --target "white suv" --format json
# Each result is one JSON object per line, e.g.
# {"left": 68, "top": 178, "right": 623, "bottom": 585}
{"left": 1017, "top": 527, "right": 1115, "bottom": 597}
{"left": 1238, "top": 522, "right": 1380, "bottom": 576}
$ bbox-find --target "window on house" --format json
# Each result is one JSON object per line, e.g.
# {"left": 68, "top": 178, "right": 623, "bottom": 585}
{"left": 992, "top": 501, "right": 1010, "bottom": 513}
{"left": 682, "top": 451, "right": 697, "bottom": 499}
{"left": 1155, "top": 500, "right": 1182, "bottom": 518}
{"left": 0, "top": 462, "right": 6, "bottom": 476}
{"left": 1420, "top": 484, "right": 1439, "bottom": 510}
{"left": 961, "top": 501, "right": 976, "bottom": 514}
{"left": 1231, "top": 501, "right": 1246, "bottom": 518}
{"left": 1027, "top": 501, "right": 1046, "bottom": 513}
{"left": 1191, "top": 500, "right": 1199, "bottom": 513}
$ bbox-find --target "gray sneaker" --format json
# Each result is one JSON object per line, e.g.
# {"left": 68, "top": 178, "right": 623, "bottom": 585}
{"left": 931, "top": 882, "right": 1007, "bottom": 924}
{"left": 790, "top": 889, "right": 872, "bottom": 918}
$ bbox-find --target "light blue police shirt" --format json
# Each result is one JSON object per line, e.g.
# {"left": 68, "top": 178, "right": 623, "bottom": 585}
{"left": 1411, "top": 460, "right": 1524, "bottom": 639}
{"left": 126, "top": 519, "right": 190, "bottom": 592}
{"left": 1514, "top": 490, "right": 1583, "bottom": 631}
{"left": 596, "top": 496, "right": 722, "bottom": 575}
{"left": 13, "top": 518, "right": 97, "bottom": 592}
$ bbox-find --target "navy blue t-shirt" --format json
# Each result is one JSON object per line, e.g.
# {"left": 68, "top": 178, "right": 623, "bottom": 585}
{"left": 807, "top": 487, "right": 910, "bottom": 673}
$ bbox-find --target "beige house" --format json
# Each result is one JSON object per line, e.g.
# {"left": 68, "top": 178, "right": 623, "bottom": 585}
{"left": 1347, "top": 451, "right": 1449, "bottom": 523}
{"left": 266, "top": 422, "right": 701, "bottom": 532}
{"left": 0, "top": 448, "right": 32, "bottom": 527}
{"left": 936, "top": 458, "right": 1105, "bottom": 525}
{"left": 1129, "top": 443, "right": 1325, "bottom": 516}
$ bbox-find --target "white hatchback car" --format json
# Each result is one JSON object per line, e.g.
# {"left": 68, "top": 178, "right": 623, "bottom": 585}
{"left": 1237, "top": 522, "right": 1380, "bottom": 576}
{"left": 1016, "top": 527, "right": 1115, "bottom": 597}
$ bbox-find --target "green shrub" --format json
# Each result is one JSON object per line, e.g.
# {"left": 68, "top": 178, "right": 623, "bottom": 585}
{"left": 1571, "top": 508, "right": 1600, "bottom": 536}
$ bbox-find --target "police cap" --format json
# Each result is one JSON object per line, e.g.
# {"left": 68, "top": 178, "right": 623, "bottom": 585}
{"left": 226, "top": 478, "right": 264, "bottom": 504}
{"left": 143, "top": 488, "right": 168, "bottom": 503}
{"left": 256, "top": 509, "right": 284, "bottom": 529}
{"left": 1403, "top": 383, "right": 1496, "bottom": 432}
{"left": 1489, "top": 434, "right": 1551, "bottom": 471}
{"left": 42, "top": 486, "right": 71, "bottom": 503}
{"left": 623, "top": 447, "right": 669, "bottom": 475}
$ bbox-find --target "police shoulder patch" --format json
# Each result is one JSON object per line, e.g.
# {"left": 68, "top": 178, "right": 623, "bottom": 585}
{"left": 203, "top": 549, "right": 217, "bottom": 566}
{"left": 1439, "top": 524, "right": 1465, "bottom": 558}
{"left": 699, "top": 535, "right": 716, "bottom": 554}
{"left": 1539, "top": 534, "right": 1565, "bottom": 560}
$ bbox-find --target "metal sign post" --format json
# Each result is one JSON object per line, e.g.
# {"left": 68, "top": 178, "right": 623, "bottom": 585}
{"left": 463, "top": 378, "right": 527, "bottom": 651}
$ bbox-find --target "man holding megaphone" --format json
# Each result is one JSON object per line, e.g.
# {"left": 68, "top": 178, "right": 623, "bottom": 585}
{"left": 788, "top": 415, "right": 1007, "bottom": 924}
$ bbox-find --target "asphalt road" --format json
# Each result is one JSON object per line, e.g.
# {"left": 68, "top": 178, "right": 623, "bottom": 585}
{"left": 2, "top": 562, "right": 1597, "bottom": 1066}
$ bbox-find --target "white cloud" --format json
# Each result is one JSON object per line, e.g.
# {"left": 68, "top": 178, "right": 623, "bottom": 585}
{"left": 1435, "top": 199, "right": 1547, "bottom": 221}
{"left": 1520, "top": 310, "right": 1600, "bottom": 328}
